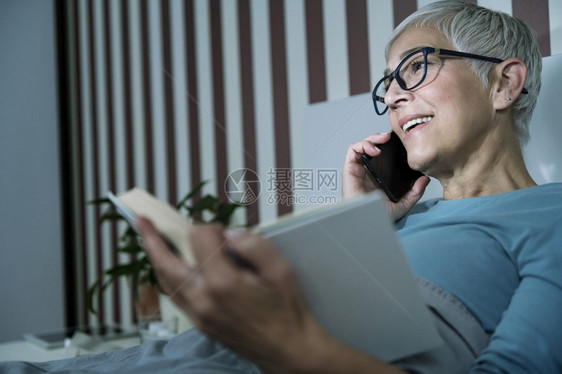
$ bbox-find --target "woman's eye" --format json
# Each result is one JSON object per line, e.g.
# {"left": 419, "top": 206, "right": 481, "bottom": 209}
{"left": 411, "top": 60, "right": 425, "bottom": 71}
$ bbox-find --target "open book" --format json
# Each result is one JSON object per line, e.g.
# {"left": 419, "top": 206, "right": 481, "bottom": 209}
{"left": 107, "top": 188, "right": 442, "bottom": 362}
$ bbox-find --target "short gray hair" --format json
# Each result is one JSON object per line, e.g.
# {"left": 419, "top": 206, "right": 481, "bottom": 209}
{"left": 386, "top": 0, "right": 542, "bottom": 146}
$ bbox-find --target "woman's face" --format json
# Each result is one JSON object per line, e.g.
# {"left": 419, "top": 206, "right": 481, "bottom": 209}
{"left": 385, "top": 27, "right": 497, "bottom": 178}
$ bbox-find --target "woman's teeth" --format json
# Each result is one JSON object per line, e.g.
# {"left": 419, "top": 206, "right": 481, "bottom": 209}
{"left": 404, "top": 116, "right": 433, "bottom": 134}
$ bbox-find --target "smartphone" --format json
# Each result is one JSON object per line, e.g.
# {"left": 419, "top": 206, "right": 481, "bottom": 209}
{"left": 361, "top": 132, "right": 423, "bottom": 203}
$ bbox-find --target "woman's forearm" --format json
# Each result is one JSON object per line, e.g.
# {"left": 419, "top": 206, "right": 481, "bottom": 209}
{"left": 260, "top": 325, "right": 407, "bottom": 374}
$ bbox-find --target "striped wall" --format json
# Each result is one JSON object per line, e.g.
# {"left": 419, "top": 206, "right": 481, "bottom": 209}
{"left": 59, "top": 0, "right": 562, "bottom": 328}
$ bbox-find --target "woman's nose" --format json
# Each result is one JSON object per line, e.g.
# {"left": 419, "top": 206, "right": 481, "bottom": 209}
{"left": 384, "top": 79, "right": 411, "bottom": 110}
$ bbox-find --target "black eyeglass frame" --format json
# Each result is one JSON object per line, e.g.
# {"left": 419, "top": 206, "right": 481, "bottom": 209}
{"left": 372, "top": 46, "right": 529, "bottom": 115}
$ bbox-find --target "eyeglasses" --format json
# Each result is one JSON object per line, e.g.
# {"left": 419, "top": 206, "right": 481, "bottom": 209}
{"left": 372, "top": 46, "right": 528, "bottom": 115}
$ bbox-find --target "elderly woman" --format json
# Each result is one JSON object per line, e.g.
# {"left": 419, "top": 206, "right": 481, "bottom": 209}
{"left": 134, "top": 2, "right": 562, "bottom": 373}
{"left": 5, "top": 1, "right": 560, "bottom": 374}
{"left": 142, "top": 1, "right": 561, "bottom": 373}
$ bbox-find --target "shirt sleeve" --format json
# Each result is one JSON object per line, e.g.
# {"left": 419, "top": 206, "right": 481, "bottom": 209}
{"left": 470, "top": 219, "right": 562, "bottom": 373}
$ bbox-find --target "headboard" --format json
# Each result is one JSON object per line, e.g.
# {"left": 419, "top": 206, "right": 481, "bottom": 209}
{"left": 299, "top": 54, "right": 562, "bottom": 208}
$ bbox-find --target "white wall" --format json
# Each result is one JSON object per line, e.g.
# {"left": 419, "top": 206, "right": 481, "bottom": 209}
{"left": 0, "top": 0, "right": 65, "bottom": 342}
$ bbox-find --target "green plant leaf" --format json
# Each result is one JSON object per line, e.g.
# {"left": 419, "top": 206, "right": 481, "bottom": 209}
{"left": 100, "top": 210, "right": 124, "bottom": 223}
{"left": 105, "top": 262, "right": 146, "bottom": 278}
{"left": 117, "top": 242, "right": 143, "bottom": 255}
{"left": 87, "top": 278, "right": 102, "bottom": 314}
{"left": 91, "top": 275, "right": 123, "bottom": 315}
{"left": 212, "top": 202, "right": 242, "bottom": 226}
{"left": 176, "top": 180, "right": 208, "bottom": 209}
{"left": 88, "top": 197, "right": 110, "bottom": 205}
{"left": 119, "top": 226, "right": 137, "bottom": 241}
{"left": 188, "top": 194, "right": 219, "bottom": 217}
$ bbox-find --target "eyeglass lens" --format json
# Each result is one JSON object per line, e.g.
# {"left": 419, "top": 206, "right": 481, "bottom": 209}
{"left": 374, "top": 50, "right": 444, "bottom": 114}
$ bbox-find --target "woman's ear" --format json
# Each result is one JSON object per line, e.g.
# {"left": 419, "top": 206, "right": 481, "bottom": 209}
{"left": 492, "top": 57, "right": 527, "bottom": 110}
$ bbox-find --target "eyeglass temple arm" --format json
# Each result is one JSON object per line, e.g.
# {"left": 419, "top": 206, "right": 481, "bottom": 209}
{"left": 434, "top": 48, "right": 528, "bottom": 94}
{"left": 434, "top": 48, "right": 503, "bottom": 63}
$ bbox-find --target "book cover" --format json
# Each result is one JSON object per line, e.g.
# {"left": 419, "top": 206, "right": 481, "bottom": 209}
{"left": 107, "top": 188, "right": 442, "bottom": 361}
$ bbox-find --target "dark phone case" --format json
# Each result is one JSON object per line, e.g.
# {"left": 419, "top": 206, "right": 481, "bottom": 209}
{"left": 361, "top": 133, "right": 423, "bottom": 203}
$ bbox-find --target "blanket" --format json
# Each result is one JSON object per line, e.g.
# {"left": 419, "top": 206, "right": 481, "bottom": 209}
{"left": 1, "top": 277, "right": 487, "bottom": 373}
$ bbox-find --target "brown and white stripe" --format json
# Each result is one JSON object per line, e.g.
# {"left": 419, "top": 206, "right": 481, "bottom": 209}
{"left": 59, "top": 0, "right": 561, "bottom": 328}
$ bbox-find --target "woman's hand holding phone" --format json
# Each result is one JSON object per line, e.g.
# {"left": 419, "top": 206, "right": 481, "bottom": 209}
{"left": 342, "top": 132, "right": 430, "bottom": 221}
{"left": 342, "top": 132, "right": 389, "bottom": 198}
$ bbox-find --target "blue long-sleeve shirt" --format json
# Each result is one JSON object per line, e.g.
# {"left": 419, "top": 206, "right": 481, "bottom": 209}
{"left": 397, "top": 183, "right": 562, "bottom": 373}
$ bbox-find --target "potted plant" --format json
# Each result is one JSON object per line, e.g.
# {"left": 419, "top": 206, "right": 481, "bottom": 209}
{"left": 87, "top": 181, "right": 245, "bottom": 324}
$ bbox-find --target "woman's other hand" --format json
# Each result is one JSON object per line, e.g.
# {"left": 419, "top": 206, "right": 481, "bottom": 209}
{"left": 137, "top": 219, "right": 336, "bottom": 373}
